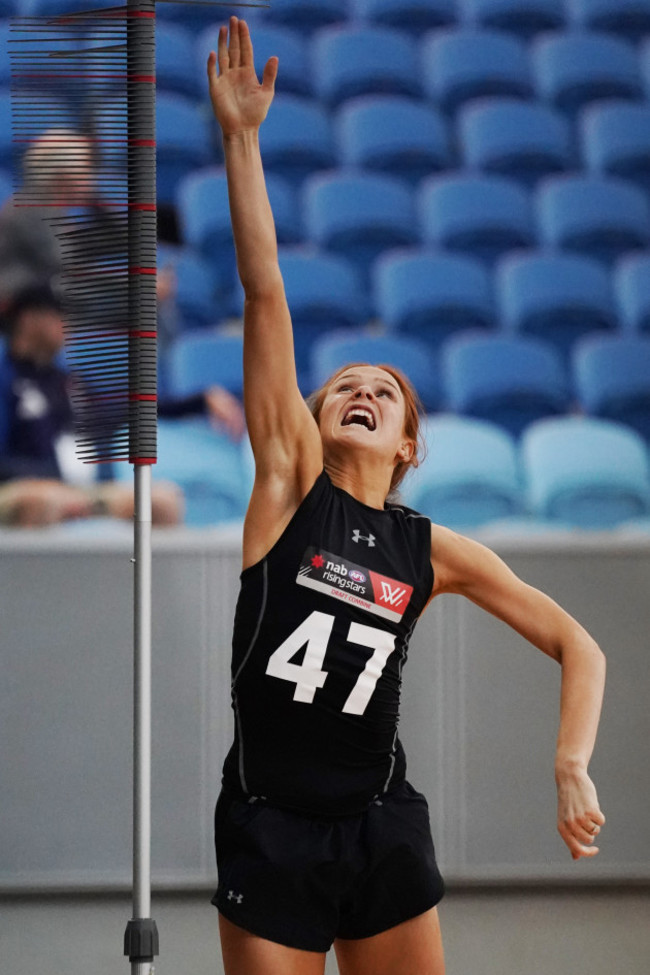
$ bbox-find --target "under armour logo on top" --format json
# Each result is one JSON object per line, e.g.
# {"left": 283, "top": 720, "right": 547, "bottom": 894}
{"left": 352, "top": 529, "right": 375, "bottom": 547}
{"left": 227, "top": 890, "right": 244, "bottom": 904}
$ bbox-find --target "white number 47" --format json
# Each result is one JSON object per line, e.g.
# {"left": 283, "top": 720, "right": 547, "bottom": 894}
{"left": 265, "top": 611, "right": 395, "bottom": 716}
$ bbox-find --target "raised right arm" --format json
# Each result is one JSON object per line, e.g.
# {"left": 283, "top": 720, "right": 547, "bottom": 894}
{"left": 207, "top": 19, "right": 323, "bottom": 565}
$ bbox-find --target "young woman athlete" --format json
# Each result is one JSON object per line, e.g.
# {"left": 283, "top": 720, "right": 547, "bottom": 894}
{"left": 206, "top": 19, "right": 606, "bottom": 975}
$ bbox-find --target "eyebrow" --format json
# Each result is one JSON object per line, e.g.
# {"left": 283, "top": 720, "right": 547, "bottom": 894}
{"left": 335, "top": 373, "right": 401, "bottom": 394}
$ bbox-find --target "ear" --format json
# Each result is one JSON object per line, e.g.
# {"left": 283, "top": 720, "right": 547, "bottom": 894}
{"left": 396, "top": 439, "right": 415, "bottom": 464}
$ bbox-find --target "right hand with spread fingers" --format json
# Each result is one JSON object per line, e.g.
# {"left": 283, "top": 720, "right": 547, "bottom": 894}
{"left": 207, "top": 17, "right": 278, "bottom": 137}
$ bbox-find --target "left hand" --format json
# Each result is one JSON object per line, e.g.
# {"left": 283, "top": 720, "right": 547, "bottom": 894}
{"left": 556, "top": 765, "right": 605, "bottom": 860}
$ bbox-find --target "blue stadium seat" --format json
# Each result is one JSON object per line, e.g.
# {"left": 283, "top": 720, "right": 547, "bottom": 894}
{"left": 535, "top": 174, "right": 650, "bottom": 266}
{"left": 311, "top": 25, "right": 421, "bottom": 107}
{"left": 0, "top": 168, "right": 12, "bottom": 206}
{"left": 580, "top": 102, "right": 650, "bottom": 196}
{"left": 458, "top": 98, "right": 572, "bottom": 187}
{"left": 521, "top": 417, "right": 650, "bottom": 528}
{"left": 168, "top": 330, "right": 243, "bottom": 399}
{"left": 21, "top": 0, "right": 116, "bottom": 11}
{"left": 309, "top": 330, "right": 440, "bottom": 412}
{"left": 197, "top": 24, "right": 312, "bottom": 99}
{"left": 153, "top": 0, "right": 241, "bottom": 30}
{"left": 302, "top": 171, "right": 417, "bottom": 284}
{"left": 155, "top": 93, "right": 212, "bottom": 208}
{"left": 0, "top": 90, "right": 13, "bottom": 171}
{"left": 0, "top": 1, "right": 19, "bottom": 13}
{"left": 531, "top": 32, "right": 643, "bottom": 117}
{"left": 116, "top": 418, "right": 248, "bottom": 527}
{"left": 373, "top": 249, "right": 494, "bottom": 351}
{"left": 614, "top": 253, "right": 650, "bottom": 334}
{"left": 497, "top": 251, "right": 616, "bottom": 360}
{"left": 262, "top": 0, "right": 348, "bottom": 32}
{"left": 276, "top": 247, "right": 369, "bottom": 388}
{"left": 259, "top": 94, "right": 334, "bottom": 185}
{"left": 442, "top": 332, "right": 570, "bottom": 438}
{"left": 422, "top": 28, "right": 533, "bottom": 115}
{"left": 155, "top": 22, "right": 199, "bottom": 100}
{"left": 351, "top": 0, "right": 456, "bottom": 33}
{"left": 402, "top": 415, "right": 523, "bottom": 529}
{"left": 0, "top": 21, "right": 13, "bottom": 88}
{"left": 335, "top": 96, "right": 450, "bottom": 184}
{"left": 458, "top": 0, "right": 565, "bottom": 37}
{"left": 158, "top": 246, "right": 227, "bottom": 331}
{"left": 177, "top": 167, "right": 301, "bottom": 264}
{"left": 573, "top": 334, "right": 650, "bottom": 442}
{"left": 567, "top": 0, "right": 650, "bottom": 43}
{"left": 418, "top": 173, "right": 534, "bottom": 265}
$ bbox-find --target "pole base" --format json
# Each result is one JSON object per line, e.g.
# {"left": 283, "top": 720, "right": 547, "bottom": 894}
{"left": 124, "top": 918, "right": 159, "bottom": 963}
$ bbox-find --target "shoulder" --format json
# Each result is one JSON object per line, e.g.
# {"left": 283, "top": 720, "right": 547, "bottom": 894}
{"left": 429, "top": 522, "right": 514, "bottom": 597}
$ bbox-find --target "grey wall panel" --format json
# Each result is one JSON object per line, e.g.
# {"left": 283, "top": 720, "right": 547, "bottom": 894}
{"left": 1, "top": 531, "right": 649, "bottom": 891}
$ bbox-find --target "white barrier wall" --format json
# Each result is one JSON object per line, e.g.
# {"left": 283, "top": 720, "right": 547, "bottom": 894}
{"left": 1, "top": 527, "right": 648, "bottom": 891}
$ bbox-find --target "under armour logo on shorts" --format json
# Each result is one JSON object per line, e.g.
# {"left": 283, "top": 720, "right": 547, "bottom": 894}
{"left": 227, "top": 890, "right": 244, "bottom": 904}
{"left": 352, "top": 529, "right": 375, "bottom": 547}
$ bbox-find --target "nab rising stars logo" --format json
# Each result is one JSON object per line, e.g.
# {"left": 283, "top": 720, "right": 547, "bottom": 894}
{"left": 297, "top": 546, "right": 413, "bottom": 622}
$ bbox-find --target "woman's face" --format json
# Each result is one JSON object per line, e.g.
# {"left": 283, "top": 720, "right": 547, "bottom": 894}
{"left": 318, "top": 365, "right": 413, "bottom": 469}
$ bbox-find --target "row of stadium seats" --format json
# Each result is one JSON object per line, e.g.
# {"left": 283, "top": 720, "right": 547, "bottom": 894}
{"left": 174, "top": 166, "right": 650, "bottom": 272}
{"left": 93, "top": 24, "right": 650, "bottom": 112}
{"left": 159, "top": 241, "right": 650, "bottom": 361}
{"left": 165, "top": 328, "right": 650, "bottom": 443}
{"left": 110, "top": 413, "right": 650, "bottom": 532}
{"left": 9, "top": 0, "right": 650, "bottom": 44}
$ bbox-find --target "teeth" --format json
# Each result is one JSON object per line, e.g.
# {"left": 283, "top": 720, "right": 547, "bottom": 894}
{"left": 344, "top": 408, "right": 375, "bottom": 430}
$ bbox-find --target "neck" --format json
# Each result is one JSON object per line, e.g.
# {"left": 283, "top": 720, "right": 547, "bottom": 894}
{"left": 324, "top": 456, "right": 392, "bottom": 509}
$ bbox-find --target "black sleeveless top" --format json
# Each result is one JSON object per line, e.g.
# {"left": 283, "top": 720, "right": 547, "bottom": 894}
{"left": 222, "top": 470, "right": 434, "bottom": 815}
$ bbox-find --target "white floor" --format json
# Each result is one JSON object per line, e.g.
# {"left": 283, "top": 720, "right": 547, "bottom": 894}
{"left": 3, "top": 887, "right": 649, "bottom": 975}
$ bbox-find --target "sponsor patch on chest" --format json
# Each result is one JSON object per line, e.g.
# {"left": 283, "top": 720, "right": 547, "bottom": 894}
{"left": 296, "top": 546, "right": 413, "bottom": 622}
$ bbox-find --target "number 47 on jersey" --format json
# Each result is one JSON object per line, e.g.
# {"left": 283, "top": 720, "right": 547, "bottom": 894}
{"left": 265, "top": 610, "right": 395, "bottom": 716}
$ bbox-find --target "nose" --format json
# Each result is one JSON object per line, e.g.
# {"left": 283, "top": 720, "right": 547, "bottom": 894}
{"left": 354, "top": 385, "right": 374, "bottom": 400}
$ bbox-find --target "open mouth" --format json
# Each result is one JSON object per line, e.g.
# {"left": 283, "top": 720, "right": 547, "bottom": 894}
{"left": 342, "top": 406, "right": 376, "bottom": 431}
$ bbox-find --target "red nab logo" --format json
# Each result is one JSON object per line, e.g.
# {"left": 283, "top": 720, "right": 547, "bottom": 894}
{"left": 369, "top": 571, "right": 413, "bottom": 617}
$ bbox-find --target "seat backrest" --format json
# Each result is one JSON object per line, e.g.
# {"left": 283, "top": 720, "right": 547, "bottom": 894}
{"left": 302, "top": 171, "right": 417, "bottom": 274}
{"left": 352, "top": 0, "right": 456, "bottom": 32}
{"left": 614, "top": 253, "right": 650, "bottom": 334}
{"left": 277, "top": 247, "right": 368, "bottom": 327}
{"left": 580, "top": 101, "right": 650, "bottom": 180}
{"left": 311, "top": 25, "right": 421, "bottom": 106}
{"left": 572, "top": 335, "right": 650, "bottom": 443}
{"left": 458, "top": 98, "right": 572, "bottom": 185}
{"left": 567, "top": 0, "right": 650, "bottom": 43}
{"left": 418, "top": 172, "right": 533, "bottom": 262}
{"left": 497, "top": 250, "right": 615, "bottom": 358}
{"left": 531, "top": 31, "right": 643, "bottom": 115}
{"left": 309, "top": 329, "right": 440, "bottom": 412}
{"left": 403, "top": 414, "right": 522, "bottom": 527}
{"left": 441, "top": 332, "right": 569, "bottom": 436}
{"left": 168, "top": 330, "right": 244, "bottom": 399}
{"left": 535, "top": 174, "right": 650, "bottom": 263}
{"left": 373, "top": 248, "right": 494, "bottom": 346}
{"left": 521, "top": 416, "right": 650, "bottom": 526}
{"left": 458, "top": 0, "right": 565, "bottom": 37}
{"left": 335, "top": 96, "right": 450, "bottom": 181}
{"left": 422, "top": 27, "right": 533, "bottom": 114}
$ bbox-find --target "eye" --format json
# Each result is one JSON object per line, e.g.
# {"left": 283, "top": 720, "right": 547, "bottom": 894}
{"left": 337, "top": 384, "right": 353, "bottom": 392}
{"left": 377, "top": 387, "right": 395, "bottom": 398}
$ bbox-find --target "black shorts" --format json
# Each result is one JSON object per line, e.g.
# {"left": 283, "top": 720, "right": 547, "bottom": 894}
{"left": 211, "top": 780, "right": 445, "bottom": 953}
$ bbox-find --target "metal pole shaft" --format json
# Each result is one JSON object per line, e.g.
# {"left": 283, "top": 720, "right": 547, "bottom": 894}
{"left": 133, "top": 462, "right": 153, "bottom": 926}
